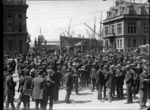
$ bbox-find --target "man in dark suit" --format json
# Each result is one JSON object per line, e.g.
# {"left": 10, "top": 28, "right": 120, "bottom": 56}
{"left": 3, "top": 65, "right": 8, "bottom": 104}
{"left": 16, "top": 70, "right": 25, "bottom": 110}
{"left": 96, "top": 65, "right": 105, "bottom": 101}
{"left": 71, "top": 62, "right": 79, "bottom": 94}
{"left": 115, "top": 64, "right": 124, "bottom": 99}
{"left": 90, "top": 63, "right": 97, "bottom": 92}
{"left": 4, "top": 68, "right": 16, "bottom": 110}
{"left": 85, "top": 61, "right": 91, "bottom": 87}
{"left": 22, "top": 69, "right": 33, "bottom": 110}
{"left": 105, "top": 65, "right": 115, "bottom": 102}
{"left": 53, "top": 61, "right": 61, "bottom": 102}
{"left": 125, "top": 65, "right": 133, "bottom": 104}
{"left": 139, "top": 66, "right": 149, "bottom": 109}
{"left": 31, "top": 70, "right": 45, "bottom": 110}
{"left": 64, "top": 68, "right": 76, "bottom": 103}
{"left": 43, "top": 69, "right": 55, "bottom": 110}
{"left": 61, "top": 64, "right": 67, "bottom": 87}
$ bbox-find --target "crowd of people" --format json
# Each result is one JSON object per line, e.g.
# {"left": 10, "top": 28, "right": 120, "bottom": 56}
{"left": 3, "top": 48, "right": 150, "bottom": 110}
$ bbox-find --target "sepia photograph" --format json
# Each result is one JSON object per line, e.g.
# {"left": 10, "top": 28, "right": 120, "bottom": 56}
{"left": 3, "top": 0, "right": 150, "bottom": 110}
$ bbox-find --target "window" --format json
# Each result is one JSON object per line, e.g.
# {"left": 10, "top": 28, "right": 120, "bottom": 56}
{"left": 133, "top": 39, "right": 136, "bottom": 47}
{"left": 18, "top": 13, "right": 22, "bottom": 19}
{"left": 112, "top": 25, "right": 114, "bottom": 33}
{"left": 117, "top": 23, "right": 122, "bottom": 34}
{"left": 105, "top": 40, "right": 108, "bottom": 50}
{"left": 120, "top": 39, "right": 122, "bottom": 48}
{"left": 129, "top": 6, "right": 134, "bottom": 15}
{"left": 143, "top": 23, "right": 149, "bottom": 34}
{"left": 18, "top": 23, "right": 22, "bottom": 32}
{"left": 146, "top": 8, "right": 149, "bottom": 14}
{"left": 9, "top": 40, "right": 12, "bottom": 51}
{"left": 8, "top": 13, "right": 12, "bottom": 19}
{"left": 117, "top": 39, "right": 119, "bottom": 48}
{"left": 121, "top": 7, "right": 124, "bottom": 14}
{"left": 19, "top": 40, "right": 22, "bottom": 53}
{"left": 128, "top": 39, "right": 131, "bottom": 47}
{"left": 143, "top": 39, "right": 146, "bottom": 45}
{"left": 128, "top": 22, "right": 136, "bottom": 34}
{"left": 115, "top": 9, "right": 118, "bottom": 15}
{"left": 105, "top": 26, "right": 109, "bottom": 36}
{"left": 8, "top": 22, "right": 12, "bottom": 32}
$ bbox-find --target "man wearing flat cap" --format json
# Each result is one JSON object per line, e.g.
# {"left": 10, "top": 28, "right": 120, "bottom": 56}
{"left": 71, "top": 62, "right": 79, "bottom": 94}
{"left": 125, "top": 65, "right": 133, "bottom": 104}
{"left": 104, "top": 65, "right": 115, "bottom": 102}
{"left": 4, "top": 68, "right": 16, "bottom": 110}
{"left": 22, "top": 69, "right": 33, "bottom": 110}
{"left": 96, "top": 64, "right": 105, "bottom": 101}
{"left": 43, "top": 69, "right": 55, "bottom": 110}
{"left": 139, "top": 66, "right": 150, "bottom": 109}
{"left": 16, "top": 70, "right": 25, "bottom": 110}
{"left": 90, "top": 63, "right": 97, "bottom": 92}
{"left": 64, "top": 68, "right": 77, "bottom": 103}
{"left": 31, "top": 70, "right": 45, "bottom": 110}
{"left": 115, "top": 64, "right": 124, "bottom": 99}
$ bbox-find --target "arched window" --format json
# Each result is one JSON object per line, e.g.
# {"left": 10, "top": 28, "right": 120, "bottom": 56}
{"left": 9, "top": 40, "right": 12, "bottom": 51}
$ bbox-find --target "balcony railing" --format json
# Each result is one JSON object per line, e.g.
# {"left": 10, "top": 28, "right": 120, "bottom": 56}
{"left": 104, "top": 32, "right": 115, "bottom": 38}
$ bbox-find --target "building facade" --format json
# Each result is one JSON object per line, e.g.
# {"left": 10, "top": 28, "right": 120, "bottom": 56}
{"left": 103, "top": 1, "right": 149, "bottom": 51}
{"left": 3, "top": 0, "right": 28, "bottom": 55}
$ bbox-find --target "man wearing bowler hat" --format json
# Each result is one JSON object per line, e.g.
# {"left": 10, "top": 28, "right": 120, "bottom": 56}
{"left": 31, "top": 69, "right": 45, "bottom": 110}
{"left": 4, "top": 68, "right": 16, "bottom": 110}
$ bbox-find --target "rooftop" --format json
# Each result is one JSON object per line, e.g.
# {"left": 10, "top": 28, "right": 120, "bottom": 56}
{"left": 3, "top": 0, "right": 26, "bottom": 4}
{"left": 104, "top": 1, "right": 149, "bottom": 20}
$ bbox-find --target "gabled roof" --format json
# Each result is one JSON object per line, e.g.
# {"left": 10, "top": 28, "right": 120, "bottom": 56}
{"left": 105, "top": 2, "right": 149, "bottom": 20}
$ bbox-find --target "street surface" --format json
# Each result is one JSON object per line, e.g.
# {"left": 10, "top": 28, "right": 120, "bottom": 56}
{"left": 4, "top": 73, "right": 150, "bottom": 110}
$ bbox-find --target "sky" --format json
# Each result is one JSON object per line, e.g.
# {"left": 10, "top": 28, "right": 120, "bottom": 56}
{"left": 26, "top": 0, "right": 147, "bottom": 46}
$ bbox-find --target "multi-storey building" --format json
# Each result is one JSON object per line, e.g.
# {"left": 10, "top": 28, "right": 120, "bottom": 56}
{"left": 3, "top": 0, "right": 28, "bottom": 55}
{"left": 103, "top": 1, "right": 149, "bottom": 51}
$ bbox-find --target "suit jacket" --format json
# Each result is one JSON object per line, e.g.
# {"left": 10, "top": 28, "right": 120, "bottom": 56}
{"left": 96, "top": 69, "right": 105, "bottom": 85}
{"left": 139, "top": 71, "right": 149, "bottom": 89}
{"left": 125, "top": 70, "right": 133, "bottom": 87}
{"left": 115, "top": 69, "right": 124, "bottom": 85}
{"left": 64, "top": 72, "right": 73, "bottom": 89}
{"left": 53, "top": 71, "right": 61, "bottom": 86}
{"left": 43, "top": 75, "right": 55, "bottom": 96}
{"left": 18, "top": 77, "right": 25, "bottom": 93}
{"left": 31, "top": 75, "right": 44, "bottom": 99}
{"left": 23, "top": 75, "right": 33, "bottom": 96}
{"left": 61, "top": 66, "right": 66, "bottom": 77}
{"left": 4, "top": 74, "right": 16, "bottom": 97}
{"left": 3, "top": 71, "right": 8, "bottom": 89}
{"left": 105, "top": 71, "right": 115, "bottom": 88}
{"left": 90, "top": 67, "right": 97, "bottom": 79}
